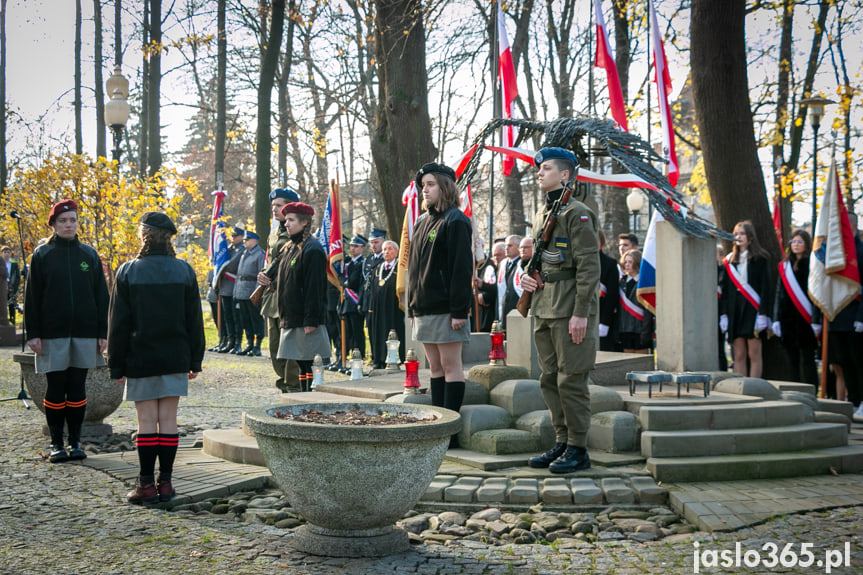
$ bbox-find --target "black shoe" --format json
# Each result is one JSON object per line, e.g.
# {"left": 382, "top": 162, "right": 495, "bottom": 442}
{"left": 251, "top": 346, "right": 261, "bottom": 357}
{"left": 528, "top": 442, "right": 567, "bottom": 469}
{"left": 239, "top": 344, "right": 254, "bottom": 356}
{"left": 67, "top": 443, "right": 87, "bottom": 461}
{"left": 49, "top": 445, "right": 69, "bottom": 463}
{"left": 229, "top": 343, "right": 243, "bottom": 354}
{"left": 328, "top": 362, "right": 342, "bottom": 372}
{"left": 217, "top": 340, "right": 234, "bottom": 353}
{"left": 549, "top": 446, "right": 591, "bottom": 474}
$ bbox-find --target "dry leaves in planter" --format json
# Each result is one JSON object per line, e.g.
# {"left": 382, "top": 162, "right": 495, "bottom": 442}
{"left": 271, "top": 408, "right": 438, "bottom": 426}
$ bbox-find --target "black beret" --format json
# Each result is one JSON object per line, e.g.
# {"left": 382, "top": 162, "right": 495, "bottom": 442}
{"left": 415, "top": 162, "right": 456, "bottom": 190}
{"left": 140, "top": 212, "right": 178, "bottom": 235}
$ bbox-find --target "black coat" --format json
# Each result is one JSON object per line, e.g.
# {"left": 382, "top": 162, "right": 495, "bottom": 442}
{"left": 475, "top": 258, "right": 498, "bottom": 332}
{"left": 360, "top": 253, "right": 383, "bottom": 314}
{"left": 598, "top": 251, "right": 620, "bottom": 336}
{"left": 107, "top": 250, "right": 205, "bottom": 379}
{"left": 719, "top": 254, "right": 772, "bottom": 338}
{"left": 501, "top": 256, "right": 522, "bottom": 325}
{"left": 407, "top": 206, "right": 473, "bottom": 319}
{"left": 773, "top": 257, "right": 820, "bottom": 348}
{"left": 277, "top": 235, "right": 327, "bottom": 329}
{"left": 339, "top": 255, "right": 364, "bottom": 314}
{"left": 24, "top": 235, "right": 109, "bottom": 340}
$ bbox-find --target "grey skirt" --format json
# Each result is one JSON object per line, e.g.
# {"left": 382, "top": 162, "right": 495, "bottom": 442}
{"left": 277, "top": 325, "right": 331, "bottom": 361}
{"left": 412, "top": 314, "right": 470, "bottom": 344}
{"left": 124, "top": 373, "right": 189, "bottom": 402}
{"left": 35, "top": 337, "right": 106, "bottom": 374}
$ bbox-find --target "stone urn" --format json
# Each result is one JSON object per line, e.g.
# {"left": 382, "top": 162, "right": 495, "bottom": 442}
{"left": 13, "top": 352, "right": 123, "bottom": 437}
{"left": 244, "top": 402, "right": 461, "bottom": 558}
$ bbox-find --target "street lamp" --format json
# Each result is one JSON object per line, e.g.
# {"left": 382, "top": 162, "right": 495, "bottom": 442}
{"left": 626, "top": 190, "right": 645, "bottom": 235}
{"left": 800, "top": 96, "right": 834, "bottom": 230}
{"left": 104, "top": 67, "right": 130, "bottom": 163}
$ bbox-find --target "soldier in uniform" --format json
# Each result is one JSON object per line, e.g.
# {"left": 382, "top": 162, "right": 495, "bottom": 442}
{"left": 257, "top": 187, "right": 301, "bottom": 391}
{"left": 340, "top": 234, "right": 367, "bottom": 359}
{"left": 215, "top": 226, "right": 245, "bottom": 353}
{"left": 520, "top": 147, "right": 600, "bottom": 474}
{"left": 234, "top": 230, "right": 266, "bottom": 356}
{"left": 361, "top": 228, "right": 386, "bottom": 368}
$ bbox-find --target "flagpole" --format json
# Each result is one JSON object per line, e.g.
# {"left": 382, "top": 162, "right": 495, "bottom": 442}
{"left": 587, "top": 0, "right": 595, "bottom": 201}
{"left": 820, "top": 318, "right": 829, "bottom": 398}
{"left": 490, "top": 0, "right": 499, "bottom": 253}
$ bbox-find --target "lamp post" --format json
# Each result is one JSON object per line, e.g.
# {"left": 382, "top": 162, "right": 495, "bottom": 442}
{"left": 104, "top": 67, "right": 130, "bottom": 163}
{"left": 626, "top": 190, "right": 645, "bottom": 236}
{"left": 800, "top": 96, "right": 834, "bottom": 231}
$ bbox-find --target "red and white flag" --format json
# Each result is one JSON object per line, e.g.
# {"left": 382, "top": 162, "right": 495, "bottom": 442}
{"left": 648, "top": 0, "right": 679, "bottom": 187}
{"left": 497, "top": 3, "right": 518, "bottom": 176}
{"left": 594, "top": 0, "right": 628, "bottom": 132}
{"left": 808, "top": 159, "right": 861, "bottom": 320}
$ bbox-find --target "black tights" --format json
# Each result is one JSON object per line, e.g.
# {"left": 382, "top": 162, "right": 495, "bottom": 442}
{"left": 44, "top": 367, "right": 88, "bottom": 445}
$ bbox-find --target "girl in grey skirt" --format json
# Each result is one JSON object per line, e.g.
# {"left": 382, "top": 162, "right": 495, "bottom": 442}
{"left": 407, "top": 163, "right": 474, "bottom": 446}
{"left": 108, "top": 212, "right": 205, "bottom": 505}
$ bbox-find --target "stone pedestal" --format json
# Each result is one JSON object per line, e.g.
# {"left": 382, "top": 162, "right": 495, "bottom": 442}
{"left": 655, "top": 221, "right": 718, "bottom": 372}
{"left": 505, "top": 310, "right": 540, "bottom": 378}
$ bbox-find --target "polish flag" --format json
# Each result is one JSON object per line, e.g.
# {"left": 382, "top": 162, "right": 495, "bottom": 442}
{"left": 648, "top": 0, "right": 679, "bottom": 187}
{"left": 497, "top": 3, "right": 518, "bottom": 176}
{"left": 594, "top": 1, "right": 628, "bottom": 132}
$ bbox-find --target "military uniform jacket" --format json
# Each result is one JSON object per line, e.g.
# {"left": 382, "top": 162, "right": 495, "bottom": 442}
{"left": 261, "top": 223, "right": 290, "bottom": 319}
{"left": 217, "top": 243, "right": 243, "bottom": 297}
{"left": 339, "top": 255, "right": 364, "bottom": 315}
{"left": 530, "top": 194, "right": 601, "bottom": 320}
{"left": 234, "top": 244, "right": 266, "bottom": 300}
{"left": 360, "top": 253, "right": 383, "bottom": 314}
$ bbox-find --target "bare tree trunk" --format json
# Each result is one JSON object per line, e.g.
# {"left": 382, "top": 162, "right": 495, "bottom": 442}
{"left": 139, "top": 0, "right": 149, "bottom": 177}
{"left": 94, "top": 0, "right": 106, "bottom": 160}
{"left": 255, "top": 0, "right": 285, "bottom": 237}
{"left": 215, "top": 0, "right": 226, "bottom": 189}
{"left": 0, "top": 0, "right": 7, "bottom": 195}
{"left": 276, "top": 0, "right": 296, "bottom": 187}
{"left": 370, "top": 0, "right": 435, "bottom": 240}
{"left": 690, "top": 0, "right": 780, "bottom": 260}
{"left": 147, "top": 0, "right": 162, "bottom": 176}
{"left": 75, "top": 0, "right": 83, "bottom": 156}
{"left": 771, "top": 0, "right": 793, "bottom": 245}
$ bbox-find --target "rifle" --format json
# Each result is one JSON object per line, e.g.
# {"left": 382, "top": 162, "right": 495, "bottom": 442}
{"left": 249, "top": 284, "right": 268, "bottom": 307}
{"left": 515, "top": 179, "right": 574, "bottom": 317}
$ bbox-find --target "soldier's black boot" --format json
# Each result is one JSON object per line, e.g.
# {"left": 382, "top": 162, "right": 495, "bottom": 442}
{"left": 251, "top": 336, "right": 262, "bottom": 357}
{"left": 528, "top": 442, "right": 567, "bottom": 469}
{"left": 217, "top": 338, "right": 234, "bottom": 353}
{"left": 208, "top": 335, "right": 226, "bottom": 352}
{"left": 229, "top": 340, "right": 243, "bottom": 354}
{"left": 238, "top": 340, "right": 254, "bottom": 356}
{"left": 549, "top": 446, "right": 591, "bottom": 474}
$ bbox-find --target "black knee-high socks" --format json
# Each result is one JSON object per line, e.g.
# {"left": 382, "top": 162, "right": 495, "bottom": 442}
{"left": 443, "top": 381, "right": 465, "bottom": 414}
{"left": 297, "top": 360, "right": 313, "bottom": 392}
{"left": 136, "top": 433, "right": 179, "bottom": 482}
{"left": 430, "top": 376, "right": 445, "bottom": 407}
{"left": 158, "top": 434, "right": 179, "bottom": 481}
{"left": 44, "top": 367, "right": 88, "bottom": 446}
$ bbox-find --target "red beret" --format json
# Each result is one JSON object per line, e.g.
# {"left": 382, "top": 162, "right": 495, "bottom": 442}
{"left": 48, "top": 199, "right": 78, "bottom": 226}
{"left": 280, "top": 202, "right": 314, "bottom": 217}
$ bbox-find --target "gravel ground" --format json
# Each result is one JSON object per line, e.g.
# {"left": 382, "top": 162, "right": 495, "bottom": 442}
{"left": 1, "top": 347, "right": 862, "bottom": 574}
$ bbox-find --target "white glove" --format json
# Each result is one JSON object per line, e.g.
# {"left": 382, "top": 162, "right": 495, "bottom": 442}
{"left": 755, "top": 314, "right": 769, "bottom": 333}
{"left": 771, "top": 321, "right": 782, "bottom": 338}
{"left": 811, "top": 323, "right": 822, "bottom": 338}
{"left": 598, "top": 323, "right": 609, "bottom": 338}
{"left": 854, "top": 321, "right": 863, "bottom": 333}
{"left": 719, "top": 314, "right": 728, "bottom": 333}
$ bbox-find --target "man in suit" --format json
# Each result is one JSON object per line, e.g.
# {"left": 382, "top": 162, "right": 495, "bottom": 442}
{"left": 596, "top": 230, "right": 620, "bottom": 351}
{"left": 340, "top": 234, "right": 367, "bottom": 359}
{"left": 2, "top": 246, "right": 20, "bottom": 326}
{"left": 501, "top": 234, "right": 522, "bottom": 329}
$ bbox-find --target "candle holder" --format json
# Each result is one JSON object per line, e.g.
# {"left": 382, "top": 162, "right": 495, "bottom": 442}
{"left": 350, "top": 349, "right": 364, "bottom": 380}
{"left": 385, "top": 329, "right": 401, "bottom": 370}
{"left": 489, "top": 321, "right": 507, "bottom": 365}
{"left": 402, "top": 349, "right": 420, "bottom": 394}
{"left": 311, "top": 354, "right": 324, "bottom": 389}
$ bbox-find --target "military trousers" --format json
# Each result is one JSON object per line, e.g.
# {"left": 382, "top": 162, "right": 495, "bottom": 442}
{"left": 269, "top": 316, "right": 299, "bottom": 391}
{"left": 533, "top": 316, "right": 595, "bottom": 446}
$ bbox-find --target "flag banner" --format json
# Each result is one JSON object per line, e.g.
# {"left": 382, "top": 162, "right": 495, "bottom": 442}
{"left": 497, "top": 2, "right": 518, "bottom": 176}
{"left": 594, "top": 0, "right": 628, "bottom": 131}
{"left": 620, "top": 288, "right": 645, "bottom": 320}
{"left": 779, "top": 260, "right": 814, "bottom": 324}
{"left": 209, "top": 190, "right": 231, "bottom": 281}
{"left": 648, "top": 0, "right": 679, "bottom": 187}
{"left": 808, "top": 160, "right": 861, "bottom": 320}
{"left": 460, "top": 183, "right": 474, "bottom": 218}
{"left": 636, "top": 210, "right": 663, "bottom": 314}
{"left": 772, "top": 192, "right": 784, "bottom": 250}
{"left": 396, "top": 181, "right": 419, "bottom": 309}
{"left": 318, "top": 180, "right": 343, "bottom": 288}
{"left": 723, "top": 255, "right": 762, "bottom": 311}
{"left": 455, "top": 144, "right": 479, "bottom": 179}
{"left": 345, "top": 288, "right": 360, "bottom": 305}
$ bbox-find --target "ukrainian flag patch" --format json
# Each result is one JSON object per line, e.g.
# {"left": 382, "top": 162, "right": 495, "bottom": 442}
{"left": 554, "top": 237, "right": 569, "bottom": 250}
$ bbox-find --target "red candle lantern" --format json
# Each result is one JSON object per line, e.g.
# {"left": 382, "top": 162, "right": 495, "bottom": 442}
{"left": 403, "top": 349, "right": 421, "bottom": 394}
{"left": 489, "top": 321, "right": 506, "bottom": 365}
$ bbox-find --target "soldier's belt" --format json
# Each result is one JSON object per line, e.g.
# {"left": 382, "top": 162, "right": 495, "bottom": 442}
{"left": 238, "top": 275, "right": 258, "bottom": 281}
{"left": 540, "top": 269, "right": 576, "bottom": 283}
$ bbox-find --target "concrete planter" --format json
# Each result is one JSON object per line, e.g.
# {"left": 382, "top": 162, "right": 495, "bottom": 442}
{"left": 244, "top": 402, "right": 461, "bottom": 558}
{"left": 13, "top": 353, "right": 123, "bottom": 437}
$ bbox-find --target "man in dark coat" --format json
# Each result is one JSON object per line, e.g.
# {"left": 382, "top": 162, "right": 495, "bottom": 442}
{"left": 340, "top": 235, "right": 367, "bottom": 359}
{"left": 361, "top": 228, "right": 386, "bottom": 362}
{"left": 474, "top": 242, "right": 504, "bottom": 332}
{"left": 216, "top": 226, "right": 245, "bottom": 353}
{"left": 2, "top": 246, "right": 20, "bottom": 326}
{"left": 596, "top": 230, "right": 620, "bottom": 351}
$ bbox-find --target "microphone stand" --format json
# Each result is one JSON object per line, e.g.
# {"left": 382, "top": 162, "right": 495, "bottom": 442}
{"left": 0, "top": 211, "right": 31, "bottom": 407}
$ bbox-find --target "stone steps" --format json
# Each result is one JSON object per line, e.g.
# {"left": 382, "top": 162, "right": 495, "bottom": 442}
{"left": 642, "top": 422, "right": 848, "bottom": 458}
{"left": 647, "top": 445, "right": 863, "bottom": 483}
{"left": 639, "top": 400, "right": 806, "bottom": 431}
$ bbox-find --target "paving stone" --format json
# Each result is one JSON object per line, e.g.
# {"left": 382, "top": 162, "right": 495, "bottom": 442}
{"left": 540, "top": 478, "right": 573, "bottom": 504}
{"left": 444, "top": 477, "right": 483, "bottom": 503}
{"left": 601, "top": 478, "right": 636, "bottom": 504}
{"left": 422, "top": 475, "right": 457, "bottom": 502}
{"left": 475, "top": 478, "right": 508, "bottom": 503}
{"left": 507, "top": 478, "right": 539, "bottom": 504}
{"left": 630, "top": 476, "right": 668, "bottom": 505}
{"left": 571, "top": 478, "right": 603, "bottom": 504}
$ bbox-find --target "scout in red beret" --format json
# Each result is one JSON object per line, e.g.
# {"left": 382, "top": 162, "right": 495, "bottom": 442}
{"left": 48, "top": 199, "right": 78, "bottom": 226}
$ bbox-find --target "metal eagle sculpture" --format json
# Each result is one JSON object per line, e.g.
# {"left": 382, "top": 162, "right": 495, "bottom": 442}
{"left": 456, "top": 116, "right": 732, "bottom": 241}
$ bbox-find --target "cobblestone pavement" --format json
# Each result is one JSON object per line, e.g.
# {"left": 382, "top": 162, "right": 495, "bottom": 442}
{"left": 1, "top": 348, "right": 862, "bottom": 574}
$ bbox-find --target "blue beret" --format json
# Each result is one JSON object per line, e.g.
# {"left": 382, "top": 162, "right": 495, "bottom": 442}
{"left": 244, "top": 230, "right": 259, "bottom": 241}
{"left": 370, "top": 227, "right": 387, "bottom": 240}
{"left": 268, "top": 187, "right": 299, "bottom": 202}
{"left": 350, "top": 234, "right": 368, "bottom": 247}
{"left": 534, "top": 147, "right": 577, "bottom": 166}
